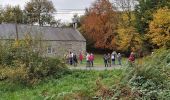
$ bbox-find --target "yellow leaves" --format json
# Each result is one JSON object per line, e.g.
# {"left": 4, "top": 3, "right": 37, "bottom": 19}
{"left": 12, "top": 33, "right": 33, "bottom": 48}
{"left": 13, "top": 39, "right": 19, "bottom": 48}
{"left": 117, "top": 26, "right": 142, "bottom": 52}
{"left": 147, "top": 7, "right": 170, "bottom": 47}
{"left": 153, "top": 7, "right": 170, "bottom": 25}
{"left": 122, "top": 12, "right": 135, "bottom": 22}
{"left": 24, "top": 33, "right": 32, "bottom": 46}
{"left": 0, "top": 65, "right": 28, "bottom": 82}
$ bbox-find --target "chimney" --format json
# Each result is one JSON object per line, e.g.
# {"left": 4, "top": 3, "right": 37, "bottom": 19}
{"left": 73, "top": 22, "right": 77, "bottom": 29}
{"left": 72, "top": 17, "right": 78, "bottom": 29}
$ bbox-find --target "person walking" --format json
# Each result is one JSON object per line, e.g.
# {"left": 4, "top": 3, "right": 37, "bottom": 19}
{"left": 69, "top": 52, "right": 73, "bottom": 65}
{"left": 73, "top": 53, "right": 78, "bottom": 67}
{"left": 128, "top": 52, "right": 135, "bottom": 66}
{"left": 111, "top": 52, "right": 116, "bottom": 65}
{"left": 79, "top": 52, "right": 83, "bottom": 64}
{"left": 128, "top": 52, "right": 135, "bottom": 63}
{"left": 103, "top": 54, "right": 108, "bottom": 67}
{"left": 107, "top": 53, "right": 111, "bottom": 67}
{"left": 86, "top": 53, "right": 90, "bottom": 67}
{"left": 89, "top": 53, "right": 94, "bottom": 67}
{"left": 117, "top": 53, "right": 122, "bottom": 65}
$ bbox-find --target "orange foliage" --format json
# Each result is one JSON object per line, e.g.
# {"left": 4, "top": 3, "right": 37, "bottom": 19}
{"left": 81, "top": 0, "right": 118, "bottom": 49}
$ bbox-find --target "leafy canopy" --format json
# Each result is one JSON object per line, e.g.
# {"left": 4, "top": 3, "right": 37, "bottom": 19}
{"left": 147, "top": 7, "right": 170, "bottom": 48}
{"left": 81, "top": 0, "right": 118, "bottom": 49}
{"left": 25, "top": 0, "right": 56, "bottom": 26}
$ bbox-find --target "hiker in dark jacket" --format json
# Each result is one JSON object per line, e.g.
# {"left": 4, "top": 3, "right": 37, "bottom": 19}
{"left": 107, "top": 53, "right": 111, "bottom": 67}
{"left": 103, "top": 54, "right": 108, "bottom": 67}
{"left": 73, "top": 53, "right": 78, "bottom": 67}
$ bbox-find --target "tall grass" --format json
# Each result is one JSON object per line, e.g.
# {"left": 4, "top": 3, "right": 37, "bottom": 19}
{"left": 0, "top": 70, "right": 122, "bottom": 100}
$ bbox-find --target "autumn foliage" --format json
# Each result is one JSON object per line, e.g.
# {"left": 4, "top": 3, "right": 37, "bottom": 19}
{"left": 81, "top": 0, "right": 118, "bottom": 49}
{"left": 147, "top": 7, "right": 170, "bottom": 48}
{"left": 80, "top": 0, "right": 170, "bottom": 52}
{"left": 117, "top": 26, "right": 142, "bottom": 52}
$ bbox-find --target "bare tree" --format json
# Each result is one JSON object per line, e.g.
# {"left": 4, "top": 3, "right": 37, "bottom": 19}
{"left": 114, "top": 0, "right": 138, "bottom": 26}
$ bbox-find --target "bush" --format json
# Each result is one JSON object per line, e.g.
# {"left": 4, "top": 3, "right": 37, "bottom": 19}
{"left": 110, "top": 48, "right": 170, "bottom": 99}
{"left": 0, "top": 39, "right": 69, "bottom": 86}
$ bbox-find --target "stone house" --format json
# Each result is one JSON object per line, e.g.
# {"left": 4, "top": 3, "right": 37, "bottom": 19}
{"left": 0, "top": 23, "right": 86, "bottom": 57}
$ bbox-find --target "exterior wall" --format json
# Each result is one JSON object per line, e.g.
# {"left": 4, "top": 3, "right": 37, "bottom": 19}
{"left": 0, "top": 40, "right": 86, "bottom": 58}
{"left": 44, "top": 41, "right": 86, "bottom": 57}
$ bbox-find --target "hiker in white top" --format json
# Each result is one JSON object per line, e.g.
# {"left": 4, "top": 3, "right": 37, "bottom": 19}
{"left": 117, "top": 53, "right": 122, "bottom": 65}
{"left": 86, "top": 53, "right": 90, "bottom": 67}
{"left": 111, "top": 51, "right": 117, "bottom": 65}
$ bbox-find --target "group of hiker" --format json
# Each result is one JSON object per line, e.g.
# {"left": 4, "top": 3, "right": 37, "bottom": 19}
{"left": 65, "top": 52, "right": 79, "bottom": 67}
{"left": 65, "top": 51, "right": 136, "bottom": 67}
{"left": 103, "top": 51, "right": 122, "bottom": 67}
{"left": 86, "top": 53, "right": 94, "bottom": 67}
{"left": 65, "top": 51, "right": 94, "bottom": 67}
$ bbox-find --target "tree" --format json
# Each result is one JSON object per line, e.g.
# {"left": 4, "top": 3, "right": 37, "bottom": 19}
{"left": 117, "top": 26, "right": 142, "bottom": 52}
{"left": 114, "top": 0, "right": 137, "bottom": 26}
{"left": 81, "top": 0, "right": 118, "bottom": 49}
{"left": 133, "top": 0, "right": 170, "bottom": 51}
{"left": 49, "top": 19, "right": 62, "bottom": 27}
{"left": 3, "top": 5, "right": 23, "bottom": 23}
{"left": 147, "top": 7, "right": 170, "bottom": 48}
{"left": 0, "top": 6, "right": 3, "bottom": 23}
{"left": 114, "top": 0, "right": 143, "bottom": 52}
{"left": 72, "top": 14, "right": 81, "bottom": 28}
{"left": 25, "top": 0, "right": 56, "bottom": 26}
{"left": 134, "top": 0, "right": 169, "bottom": 34}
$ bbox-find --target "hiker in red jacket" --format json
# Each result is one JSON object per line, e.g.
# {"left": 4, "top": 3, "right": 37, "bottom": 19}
{"left": 89, "top": 53, "right": 94, "bottom": 67}
{"left": 79, "top": 52, "right": 83, "bottom": 64}
{"left": 128, "top": 52, "right": 135, "bottom": 63}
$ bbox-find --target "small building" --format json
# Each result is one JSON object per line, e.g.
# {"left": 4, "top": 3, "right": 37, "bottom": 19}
{"left": 0, "top": 23, "right": 86, "bottom": 57}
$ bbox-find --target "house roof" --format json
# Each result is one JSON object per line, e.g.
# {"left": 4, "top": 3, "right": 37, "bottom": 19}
{"left": 0, "top": 23, "right": 86, "bottom": 42}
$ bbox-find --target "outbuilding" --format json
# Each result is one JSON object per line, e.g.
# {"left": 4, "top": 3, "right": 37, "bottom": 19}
{"left": 0, "top": 23, "right": 86, "bottom": 57}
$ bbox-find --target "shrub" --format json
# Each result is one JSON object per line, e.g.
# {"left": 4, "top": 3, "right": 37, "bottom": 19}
{"left": 0, "top": 39, "right": 69, "bottom": 86}
{"left": 110, "top": 48, "right": 170, "bottom": 99}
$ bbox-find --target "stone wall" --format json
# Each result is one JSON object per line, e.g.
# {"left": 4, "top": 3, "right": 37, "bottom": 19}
{"left": 0, "top": 40, "right": 86, "bottom": 58}
{"left": 44, "top": 40, "right": 86, "bottom": 57}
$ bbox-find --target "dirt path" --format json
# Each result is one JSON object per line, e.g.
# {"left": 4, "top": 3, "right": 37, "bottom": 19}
{"left": 68, "top": 65, "right": 123, "bottom": 70}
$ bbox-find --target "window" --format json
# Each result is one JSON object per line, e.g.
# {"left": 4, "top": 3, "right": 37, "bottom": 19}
{"left": 47, "top": 46, "right": 52, "bottom": 54}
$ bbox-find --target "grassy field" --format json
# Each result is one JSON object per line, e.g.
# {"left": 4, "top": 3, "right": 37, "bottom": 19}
{"left": 0, "top": 69, "right": 123, "bottom": 100}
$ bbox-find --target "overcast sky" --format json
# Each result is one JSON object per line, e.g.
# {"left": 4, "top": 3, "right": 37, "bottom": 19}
{"left": 0, "top": 0, "right": 100, "bottom": 22}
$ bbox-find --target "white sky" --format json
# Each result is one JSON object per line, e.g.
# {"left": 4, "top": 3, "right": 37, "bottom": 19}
{"left": 0, "top": 0, "right": 98, "bottom": 22}
{"left": 0, "top": 0, "right": 119, "bottom": 22}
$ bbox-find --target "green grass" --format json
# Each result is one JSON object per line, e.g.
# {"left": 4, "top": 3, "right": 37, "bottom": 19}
{"left": 0, "top": 69, "right": 123, "bottom": 100}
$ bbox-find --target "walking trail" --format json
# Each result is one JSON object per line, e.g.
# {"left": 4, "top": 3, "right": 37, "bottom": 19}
{"left": 68, "top": 65, "right": 123, "bottom": 71}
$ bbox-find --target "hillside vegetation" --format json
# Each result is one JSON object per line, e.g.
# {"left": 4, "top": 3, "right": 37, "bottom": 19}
{"left": 0, "top": 48, "right": 170, "bottom": 99}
